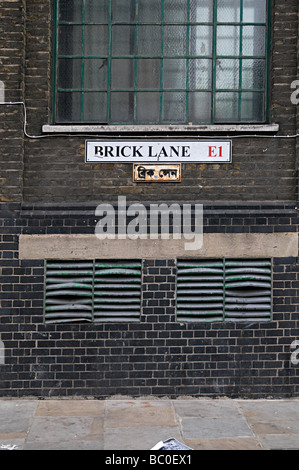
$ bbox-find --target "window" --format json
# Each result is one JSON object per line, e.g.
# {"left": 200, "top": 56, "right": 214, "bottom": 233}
{"left": 53, "top": 0, "right": 270, "bottom": 125}
{"left": 176, "top": 259, "right": 272, "bottom": 322}
{"left": 44, "top": 260, "right": 142, "bottom": 323}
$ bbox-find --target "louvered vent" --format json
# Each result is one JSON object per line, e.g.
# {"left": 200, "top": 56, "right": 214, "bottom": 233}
{"left": 224, "top": 259, "right": 272, "bottom": 321}
{"left": 45, "top": 261, "right": 94, "bottom": 323}
{"left": 177, "top": 260, "right": 224, "bottom": 322}
{"left": 177, "top": 259, "right": 272, "bottom": 323}
{"left": 94, "top": 260, "right": 142, "bottom": 322}
{"left": 45, "top": 260, "right": 142, "bottom": 324}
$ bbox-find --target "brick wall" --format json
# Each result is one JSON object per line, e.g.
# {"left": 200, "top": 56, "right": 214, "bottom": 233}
{"left": 19, "top": 0, "right": 298, "bottom": 203}
{"left": 1, "top": 1, "right": 298, "bottom": 205}
{"left": 0, "top": 202, "right": 299, "bottom": 398}
{"left": 0, "top": 1, "right": 24, "bottom": 203}
{"left": 1, "top": 0, "right": 299, "bottom": 399}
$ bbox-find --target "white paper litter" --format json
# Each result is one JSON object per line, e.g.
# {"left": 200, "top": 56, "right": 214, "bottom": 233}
{"left": 151, "top": 438, "right": 192, "bottom": 450}
{"left": 0, "top": 444, "right": 18, "bottom": 450}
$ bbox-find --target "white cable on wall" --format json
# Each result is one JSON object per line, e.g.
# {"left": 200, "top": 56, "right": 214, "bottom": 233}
{"left": 0, "top": 100, "right": 298, "bottom": 140}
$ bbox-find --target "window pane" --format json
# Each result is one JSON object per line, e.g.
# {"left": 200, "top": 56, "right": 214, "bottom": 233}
{"left": 217, "top": 26, "right": 240, "bottom": 56}
{"left": 164, "top": 26, "right": 187, "bottom": 56}
{"left": 84, "top": 92, "right": 107, "bottom": 122}
{"left": 216, "top": 59, "right": 239, "bottom": 89}
{"left": 215, "top": 92, "right": 239, "bottom": 122}
{"left": 243, "top": 0, "right": 266, "bottom": 23}
{"left": 137, "top": 59, "right": 160, "bottom": 89}
{"left": 55, "top": 0, "right": 268, "bottom": 125}
{"left": 84, "top": 59, "right": 108, "bottom": 89}
{"left": 58, "top": 25, "right": 82, "bottom": 56}
{"left": 190, "top": 0, "right": 213, "bottom": 23}
{"left": 217, "top": 0, "right": 240, "bottom": 22}
{"left": 58, "top": 59, "right": 81, "bottom": 89}
{"left": 111, "top": 92, "right": 134, "bottom": 122}
{"left": 111, "top": 59, "right": 134, "bottom": 89}
{"left": 137, "top": 93, "right": 160, "bottom": 123}
{"left": 241, "top": 92, "right": 264, "bottom": 121}
{"left": 242, "top": 59, "right": 265, "bottom": 89}
{"left": 189, "top": 92, "right": 212, "bottom": 123}
{"left": 242, "top": 26, "right": 266, "bottom": 56}
{"left": 164, "top": 0, "right": 188, "bottom": 23}
{"left": 112, "top": 26, "right": 136, "bottom": 56}
{"left": 163, "top": 59, "right": 186, "bottom": 89}
{"left": 57, "top": 92, "right": 81, "bottom": 122}
{"left": 189, "top": 59, "right": 212, "bottom": 90}
{"left": 138, "top": 26, "right": 161, "bottom": 56}
{"left": 85, "top": 0, "right": 109, "bottom": 23}
{"left": 59, "top": 0, "right": 82, "bottom": 22}
{"left": 113, "top": 0, "right": 136, "bottom": 22}
{"left": 138, "top": 0, "right": 161, "bottom": 22}
{"left": 162, "top": 92, "right": 186, "bottom": 122}
{"left": 190, "top": 26, "right": 213, "bottom": 56}
{"left": 85, "top": 26, "right": 108, "bottom": 56}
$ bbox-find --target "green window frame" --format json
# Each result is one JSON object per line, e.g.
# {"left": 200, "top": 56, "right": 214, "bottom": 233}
{"left": 176, "top": 259, "right": 272, "bottom": 322}
{"left": 53, "top": 0, "right": 270, "bottom": 125}
{"left": 44, "top": 260, "right": 142, "bottom": 324}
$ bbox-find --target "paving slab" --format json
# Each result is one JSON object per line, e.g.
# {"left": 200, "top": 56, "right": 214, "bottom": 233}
{"left": 180, "top": 416, "right": 254, "bottom": 440}
{"left": 246, "top": 419, "right": 299, "bottom": 435}
{"left": 25, "top": 415, "right": 104, "bottom": 449}
{"left": 184, "top": 437, "right": 263, "bottom": 450}
{"left": 0, "top": 439, "right": 26, "bottom": 451}
{"left": 0, "top": 400, "right": 37, "bottom": 435}
{"left": 0, "top": 398, "right": 299, "bottom": 450}
{"left": 237, "top": 399, "right": 299, "bottom": 449}
{"left": 237, "top": 400, "right": 299, "bottom": 421}
{"left": 173, "top": 399, "right": 242, "bottom": 419}
{"left": 105, "top": 399, "right": 176, "bottom": 428}
{"left": 104, "top": 425, "right": 182, "bottom": 450}
{"left": 257, "top": 434, "right": 299, "bottom": 450}
{"left": 35, "top": 399, "right": 105, "bottom": 417}
{"left": 24, "top": 437, "right": 104, "bottom": 450}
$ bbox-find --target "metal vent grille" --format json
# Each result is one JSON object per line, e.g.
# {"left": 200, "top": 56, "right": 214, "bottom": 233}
{"left": 45, "top": 261, "right": 94, "bottom": 323}
{"left": 177, "top": 259, "right": 272, "bottom": 323}
{"left": 224, "top": 259, "right": 272, "bottom": 322}
{"left": 94, "top": 261, "right": 142, "bottom": 322}
{"left": 176, "top": 260, "right": 224, "bottom": 322}
{"left": 45, "top": 260, "right": 142, "bottom": 324}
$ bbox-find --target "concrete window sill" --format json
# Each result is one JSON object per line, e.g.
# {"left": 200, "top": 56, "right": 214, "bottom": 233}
{"left": 42, "top": 123, "right": 280, "bottom": 135}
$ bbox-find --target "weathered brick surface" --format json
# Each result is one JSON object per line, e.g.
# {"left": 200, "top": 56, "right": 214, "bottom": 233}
{"left": 1, "top": 0, "right": 299, "bottom": 398}
{"left": 0, "top": 203, "right": 299, "bottom": 398}
{"left": 18, "top": 0, "right": 298, "bottom": 203}
{"left": 1, "top": 0, "right": 298, "bottom": 204}
{"left": 0, "top": 1, "right": 24, "bottom": 203}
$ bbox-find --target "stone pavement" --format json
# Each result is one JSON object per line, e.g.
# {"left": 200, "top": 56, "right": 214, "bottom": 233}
{"left": 0, "top": 397, "right": 299, "bottom": 450}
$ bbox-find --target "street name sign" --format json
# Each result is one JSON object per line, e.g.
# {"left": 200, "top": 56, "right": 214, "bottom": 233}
{"left": 85, "top": 140, "right": 232, "bottom": 163}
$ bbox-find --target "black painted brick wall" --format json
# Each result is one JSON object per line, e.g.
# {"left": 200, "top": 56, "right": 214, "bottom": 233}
{"left": 1, "top": 202, "right": 299, "bottom": 398}
{"left": 18, "top": 201, "right": 299, "bottom": 234}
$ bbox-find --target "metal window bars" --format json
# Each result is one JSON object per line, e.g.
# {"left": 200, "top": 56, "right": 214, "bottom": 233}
{"left": 53, "top": 0, "right": 270, "bottom": 125}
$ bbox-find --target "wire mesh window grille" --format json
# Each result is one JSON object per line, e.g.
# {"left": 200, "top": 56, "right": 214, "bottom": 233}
{"left": 44, "top": 260, "right": 142, "bottom": 323}
{"left": 53, "top": 0, "right": 270, "bottom": 124}
{"left": 176, "top": 259, "right": 272, "bottom": 322}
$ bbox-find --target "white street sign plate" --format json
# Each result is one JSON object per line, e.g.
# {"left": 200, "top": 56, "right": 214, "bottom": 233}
{"left": 85, "top": 140, "right": 232, "bottom": 163}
